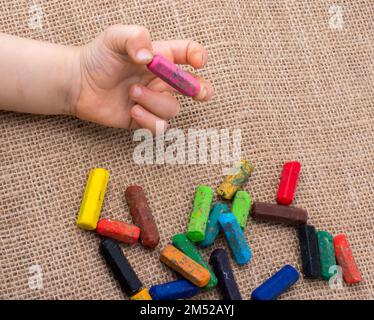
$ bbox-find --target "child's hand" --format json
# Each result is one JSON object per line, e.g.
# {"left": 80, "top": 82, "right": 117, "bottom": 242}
{"left": 71, "top": 25, "right": 213, "bottom": 133}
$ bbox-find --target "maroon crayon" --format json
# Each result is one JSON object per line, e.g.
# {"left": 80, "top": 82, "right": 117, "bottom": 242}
{"left": 125, "top": 185, "right": 160, "bottom": 249}
{"left": 252, "top": 202, "right": 308, "bottom": 225}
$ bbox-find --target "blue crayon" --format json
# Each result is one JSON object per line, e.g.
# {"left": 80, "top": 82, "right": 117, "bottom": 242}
{"left": 218, "top": 213, "right": 252, "bottom": 265}
{"left": 149, "top": 279, "right": 199, "bottom": 300}
{"left": 199, "top": 203, "right": 230, "bottom": 248}
{"left": 251, "top": 265, "right": 299, "bottom": 300}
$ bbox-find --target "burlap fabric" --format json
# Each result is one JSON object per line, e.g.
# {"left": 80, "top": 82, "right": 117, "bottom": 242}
{"left": 0, "top": 0, "right": 373, "bottom": 300}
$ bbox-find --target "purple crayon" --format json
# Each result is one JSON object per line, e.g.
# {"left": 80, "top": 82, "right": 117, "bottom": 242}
{"left": 147, "top": 54, "right": 201, "bottom": 97}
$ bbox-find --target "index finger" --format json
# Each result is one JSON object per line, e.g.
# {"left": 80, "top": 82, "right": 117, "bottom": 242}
{"left": 152, "top": 40, "right": 208, "bottom": 69}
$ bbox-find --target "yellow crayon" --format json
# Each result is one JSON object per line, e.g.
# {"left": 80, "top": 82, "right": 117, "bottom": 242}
{"left": 77, "top": 168, "right": 109, "bottom": 230}
{"left": 217, "top": 160, "right": 254, "bottom": 200}
{"left": 130, "top": 288, "right": 153, "bottom": 300}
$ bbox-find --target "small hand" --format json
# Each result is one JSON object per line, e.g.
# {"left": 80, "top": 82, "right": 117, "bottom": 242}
{"left": 72, "top": 25, "right": 213, "bottom": 133}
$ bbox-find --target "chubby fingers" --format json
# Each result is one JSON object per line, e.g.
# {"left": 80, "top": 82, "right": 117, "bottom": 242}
{"left": 193, "top": 76, "right": 214, "bottom": 102}
{"left": 130, "top": 105, "right": 168, "bottom": 135}
{"left": 152, "top": 40, "right": 208, "bottom": 69}
{"left": 103, "top": 24, "right": 154, "bottom": 64}
{"left": 129, "top": 84, "right": 180, "bottom": 119}
{"left": 129, "top": 83, "right": 183, "bottom": 134}
{"left": 147, "top": 73, "right": 214, "bottom": 102}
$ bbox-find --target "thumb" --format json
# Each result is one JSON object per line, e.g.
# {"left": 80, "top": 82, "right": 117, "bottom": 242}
{"left": 102, "top": 24, "right": 153, "bottom": 64}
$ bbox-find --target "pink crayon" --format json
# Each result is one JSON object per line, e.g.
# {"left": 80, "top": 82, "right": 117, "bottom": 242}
{"left": 147, "top": 54, "right": 201, "bottom": 97}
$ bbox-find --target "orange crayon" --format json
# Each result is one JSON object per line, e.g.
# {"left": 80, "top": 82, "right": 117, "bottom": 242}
{"left": 160, "top": 245, "right": 210, "bottom": 287}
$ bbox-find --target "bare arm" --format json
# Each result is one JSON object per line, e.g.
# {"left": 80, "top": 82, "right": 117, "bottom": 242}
{"left": 0, "top": 33, "right": 79, "bottom": 115}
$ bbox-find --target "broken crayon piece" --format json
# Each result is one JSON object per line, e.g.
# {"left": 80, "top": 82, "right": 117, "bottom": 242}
{"left": 209, "top": 248, "right": 242, "bottom": 300}
{"left": 187, "top": 185, "right": 214, "bottom": 242}
{"left": 316, "top": 230, "right": 337, "bottom": 281}
{"left": 149, "top": 279, "right": 199, "bottom": 300}
{"left": 218, "top": 213, "right": 252, "bottom": 265}
{"left": 130, "top": 288, "right": 152, "bottom": 300}
{"left": 217, "top": 160, "right": 254, "bottom": 200}
{"left": 252, "top": 202, "right": 308, "bottom": 225}
{"left": 199, "top": 203, "right": 230, "bottom": 248}
{"left": 298, "top": 224, "right": 321, "bottom": 278}
{"left": 251, "top": 265, "right": 299, "bottom": 300}
{"left": 334, "top": 234, "right": 362, "bottom": 284}
{"left": 160, "top": 245, "right": 211, "bottom": 287}
{"left": 231, "top": 191, "right": 251, "bottom": 229}
{"left": 77, "top": 168, "right": 109, "bottom": 230}
{"left": 277, "top": 161, "right": 301, "bottom": 205}
{"left": 125, "top": 185, "right": 160, "bottom": 249}
{"left": 172, "top": 233, "right": 217, "bottom": 290}
{"left": 147, "top": 54, "right": 201, "bottom": 97}
{"left": 96, "top": 219, "right": 140, "bottom": 245}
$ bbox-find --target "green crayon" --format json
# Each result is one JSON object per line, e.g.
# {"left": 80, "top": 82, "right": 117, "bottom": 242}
{"left": 187, "top": 185, "right": 213, "bottom": 242}
{"left": 231, "top": 190, "right": 251, "bottom": 229}
{"left": 172, "top": 233, "right": 217, "bottom": 290}
{"left": 316, "top": 230, "right": 337, "bottom": 281}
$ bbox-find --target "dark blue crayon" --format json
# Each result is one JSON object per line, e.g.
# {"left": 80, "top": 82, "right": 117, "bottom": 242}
{"left": 149, "top": 279, "right": 199, "bottom": 300}
{"left": 199, "top": 203, "right": 230, "bottom": 248}
{"left": 298, "top": 224, "right": 321, "bottom": 278}
{"left": 209, "top": 248, "right": 242, "bottom": 300}
{"left": 100, "top": 239, "right": 142, "bottom": 297}
{"left": 218, "top": 213, "right": 252, "bottom": 265}
{"left": 251, "top": 265, "right": 299, "bottom": 300}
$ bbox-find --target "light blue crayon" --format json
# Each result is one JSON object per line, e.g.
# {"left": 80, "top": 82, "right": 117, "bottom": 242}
{"left": 218, "top": 213, "right": 252, "bottom": 265}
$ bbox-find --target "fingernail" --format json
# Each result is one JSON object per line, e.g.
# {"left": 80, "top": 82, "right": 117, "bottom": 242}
{"left": 199, "top": 86, "right": 207, "bottom": 99}
{"left": 136, "top": 49, "right": 153, "bottom": 63}
{"left": 201, "top": 53, "right": 205, "bottom": 65}
{"left": 132, "top": 106, "right": 144, "bottom": 118}
{"left": 131, "top": 85, "right": 142, "bottom": 97}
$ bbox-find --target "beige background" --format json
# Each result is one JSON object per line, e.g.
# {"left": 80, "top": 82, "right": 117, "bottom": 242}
{"left": 0, "top": 0, "right": 373, "bottom": 299}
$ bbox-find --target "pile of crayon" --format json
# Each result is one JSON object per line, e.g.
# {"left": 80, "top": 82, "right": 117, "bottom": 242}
{"left": 76, "top": 160, "right": 362, "bottom": 300}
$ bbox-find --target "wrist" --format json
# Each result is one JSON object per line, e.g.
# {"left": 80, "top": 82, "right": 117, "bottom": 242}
{"left": 61, "top": 46, "right": 82, "bottom": 117}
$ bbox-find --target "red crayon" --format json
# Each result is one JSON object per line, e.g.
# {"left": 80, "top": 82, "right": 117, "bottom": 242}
{"left": 147, "top": 54, "right": 200, "bottom": 97}
{"left": 277, "top": 161, "right": 301, "bottom": 205}
{"left": 96, "top": 219, "right": 140, "bottom": 245}
{"left": 333, "top": 234, "right": 362, "bottom": 284}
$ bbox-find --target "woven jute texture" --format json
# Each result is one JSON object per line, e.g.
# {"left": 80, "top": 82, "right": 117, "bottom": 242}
{"left": 0, "top": 0, "right": 373, "bottom": 300}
